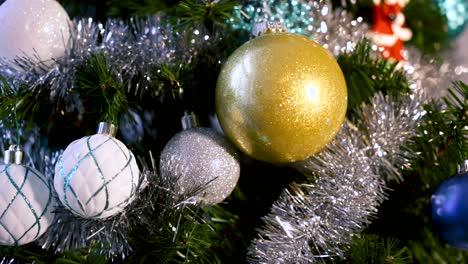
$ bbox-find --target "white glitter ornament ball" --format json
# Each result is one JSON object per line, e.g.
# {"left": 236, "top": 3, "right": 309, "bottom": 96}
{"left": 0, "top": 0, "right": 70, "bottom": 64}
{"left": 160, "top": 128, "right": 240, "bottom": 205}
{"left": 0, "top": 164, "right": 55, "bottom": 246}
{"left": 54, "top": 134, "right": 140, "bottom": 219}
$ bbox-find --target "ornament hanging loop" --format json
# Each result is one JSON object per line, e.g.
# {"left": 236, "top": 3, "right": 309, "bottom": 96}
{"left": 458, "top": 160, "right": 468, "bottom": 174}
{"left": 97, "top": 122, "right": 117, "bottom": 137}
{"left": 4, "top": 145, "right": 24, "bottom": 165}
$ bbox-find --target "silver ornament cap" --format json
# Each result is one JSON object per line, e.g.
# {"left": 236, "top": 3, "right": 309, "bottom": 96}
{"left": 181, "top": 112, "right": 200, "bottom": 130}
{"left": 4, "top": 145, "right": 23, "bottom": 165}
{"left": 252, "top": 21, "right": 286, "bottom": 36}
{"left": 97, "top": 122, "right": 117, "bottom": 137}
{"left": 458, "top": 160, "right": 468, "bottom": 174}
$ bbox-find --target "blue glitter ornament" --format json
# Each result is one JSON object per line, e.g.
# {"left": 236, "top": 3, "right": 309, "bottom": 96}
{"left": 435, "top": 0, "right": 468, "bottom": 38}
{"left": 431, "top": 161, "right": 468, "bottom": 249}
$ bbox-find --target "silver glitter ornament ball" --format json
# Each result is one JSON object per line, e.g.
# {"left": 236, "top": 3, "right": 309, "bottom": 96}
{"left": 160, "top": 127, "right": 240, "bottom": 205}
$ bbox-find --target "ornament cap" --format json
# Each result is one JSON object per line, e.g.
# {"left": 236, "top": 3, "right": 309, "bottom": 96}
{"left": 97, "top": 122, "right": 117, "bottom": 137}
{"left": 4, "top": 145, "right": 24, "bottom": 165}
{"left": 181, "top": 112, "right": 200, "bottom": 130}
{"left": 458, "top": 160, "right": 468, "bottom": 174}
{"left": 252, "top": 21, "right": 287, "bottom": 37}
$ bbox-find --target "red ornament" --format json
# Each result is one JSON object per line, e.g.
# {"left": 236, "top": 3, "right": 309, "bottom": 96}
{"left": 367, "top": 0, "right": 412, "bottom": 61}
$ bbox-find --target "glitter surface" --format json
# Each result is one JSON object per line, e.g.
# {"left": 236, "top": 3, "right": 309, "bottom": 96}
{"left": 160, "top": 128, "right": 240, "bottom": 205}
{"left": 216, "top": 32, "right": 347, "bottom": 163}
{"left": 0, "top": 0, "right": 71, "bottom": 65}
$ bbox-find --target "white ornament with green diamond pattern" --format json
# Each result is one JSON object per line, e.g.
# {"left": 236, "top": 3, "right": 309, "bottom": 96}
{"left": 0, "top": 145, "right": 55, "bottom": 246}
{"left": 54, "top": 123, "right": 140, "bottom": 219}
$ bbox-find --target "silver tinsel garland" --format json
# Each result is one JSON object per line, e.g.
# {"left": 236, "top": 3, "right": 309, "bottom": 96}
{"left": 404, "top": 46, "right": 468, "bottom": 99}
{"left": 0, "top": 15, "right": 220, "bottom": 109}
{"left": 0, "top": 258, "right": 13, "bottom": 264}
{"left": 245, "top": 0, "right": 466, "bottom": 263}
{"left": 0, "top": 14, "right": 221, "bottom": 259}
{"left": 250, "top": 121, "right": 386, "bottom": 262}
{"left": 249, "top": 92, "right": 424, "bottom": 263}
{"left": 354, "top": 93, "right": 426, "bottom": 182}
{"left": 1, "top": 0, "right": 468, "bottom": 262}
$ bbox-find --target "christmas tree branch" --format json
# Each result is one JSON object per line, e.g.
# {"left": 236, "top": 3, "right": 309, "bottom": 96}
{"left": 366, "top": 82, "right": 468, "bottom": 262}
{"left": 105, "top": 0, "right": 180, "bottom": 19}
{"left": 342, "top": 234, "right": 411, "bottom": 264}
{"left": 128, "top": 204, "right": 239, "bottom": 263}
{"left": 175, "top": 0, "right": 237, "bottom": 32}
{"left": 0, "top": 75, "right": 58, "bottom": 133}
{"left": 337, "top": 40, "right": 410, "bottom": 114}
{"left": 153, "top": 62, "right": 196, "bottom": 106}
{"left": 75, "top": 53, "right": 129, "bottom": 124}
{"left": 412, "top": 81, "right": 468, "bottom": 186}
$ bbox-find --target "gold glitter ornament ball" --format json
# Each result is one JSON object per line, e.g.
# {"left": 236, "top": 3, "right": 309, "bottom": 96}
{"left": 215, "top": 32, "right": 347, "bottom": 163}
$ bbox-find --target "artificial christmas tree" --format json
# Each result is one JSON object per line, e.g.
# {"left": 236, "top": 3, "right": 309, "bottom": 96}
{"left": 0, "top": 0, "right": 467, "bottom": 263}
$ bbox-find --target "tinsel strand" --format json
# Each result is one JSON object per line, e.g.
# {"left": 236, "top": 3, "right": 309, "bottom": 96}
{"left": 250, "top": 121, "right": 386, "bottom": 263}
{"left": 353, "top": 93, "right": 426, "bottom": 182}
{"left": 0, "top": 15, "right": 220, "bottom": 110}
{"left": 244, "top": 0, "right": 439, "bottom": 262}
{"left": 1, "top": 0, "right": 467, "bottom": 261}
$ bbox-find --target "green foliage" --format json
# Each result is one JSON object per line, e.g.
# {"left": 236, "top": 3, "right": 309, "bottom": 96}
{"left": 0, "top": 75, "right": 67, "bottom": 136}
{"left": 102, "top": 0, "right": 237, "bottom": 31}
{"left": 54, "top": 243, "right": 109, "bottom": 264}
{"left": 0, "top": 243, "right": 109, "bottom": 264}
{"left": 367, "top": 82, "right": 468, "bottom": 263}
{"left": 0, "top": 75, "right": 17, "bottom": 133}
{"left": 75, "top": 53, "right": 129, "bottom": 124}
{"left": 337, "top": 40, "right": 410, "bottom": 114}
{"left": 411, "top": 81, "right": 468, "bottom": 187}
{"left": 0, "top": 197, "right": 240, "bottom": 264}
{"left": 0, "top": 53, "right": 131, "bottom": 148}
{"left": 0, "top": 75, "right": 33, "bottom": 128}
{"left": 128, "top": 204, "right": 239, "bottom": 263}
{"left": 105, "top": 0, "right": 180, "bottom": 19}
{"left": 408, "top": 227, "right": 468, "bottom": 264}
{"left": 404, "top": 0, "right": 448, "bottom": 54}
{"left": 342, "top": 234, "right": 411, "bottom": 264}
{"left": 1, "top": 52, "right": 133, "bottom": 146}
{"left": 153, "top": 63, "right": 195, "bottom": 105}
{"left": 174, "top": 0, "right": 237, "bottom": 33}
{"left": 0, "top": 245, "right": 51, "bottom": 264}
